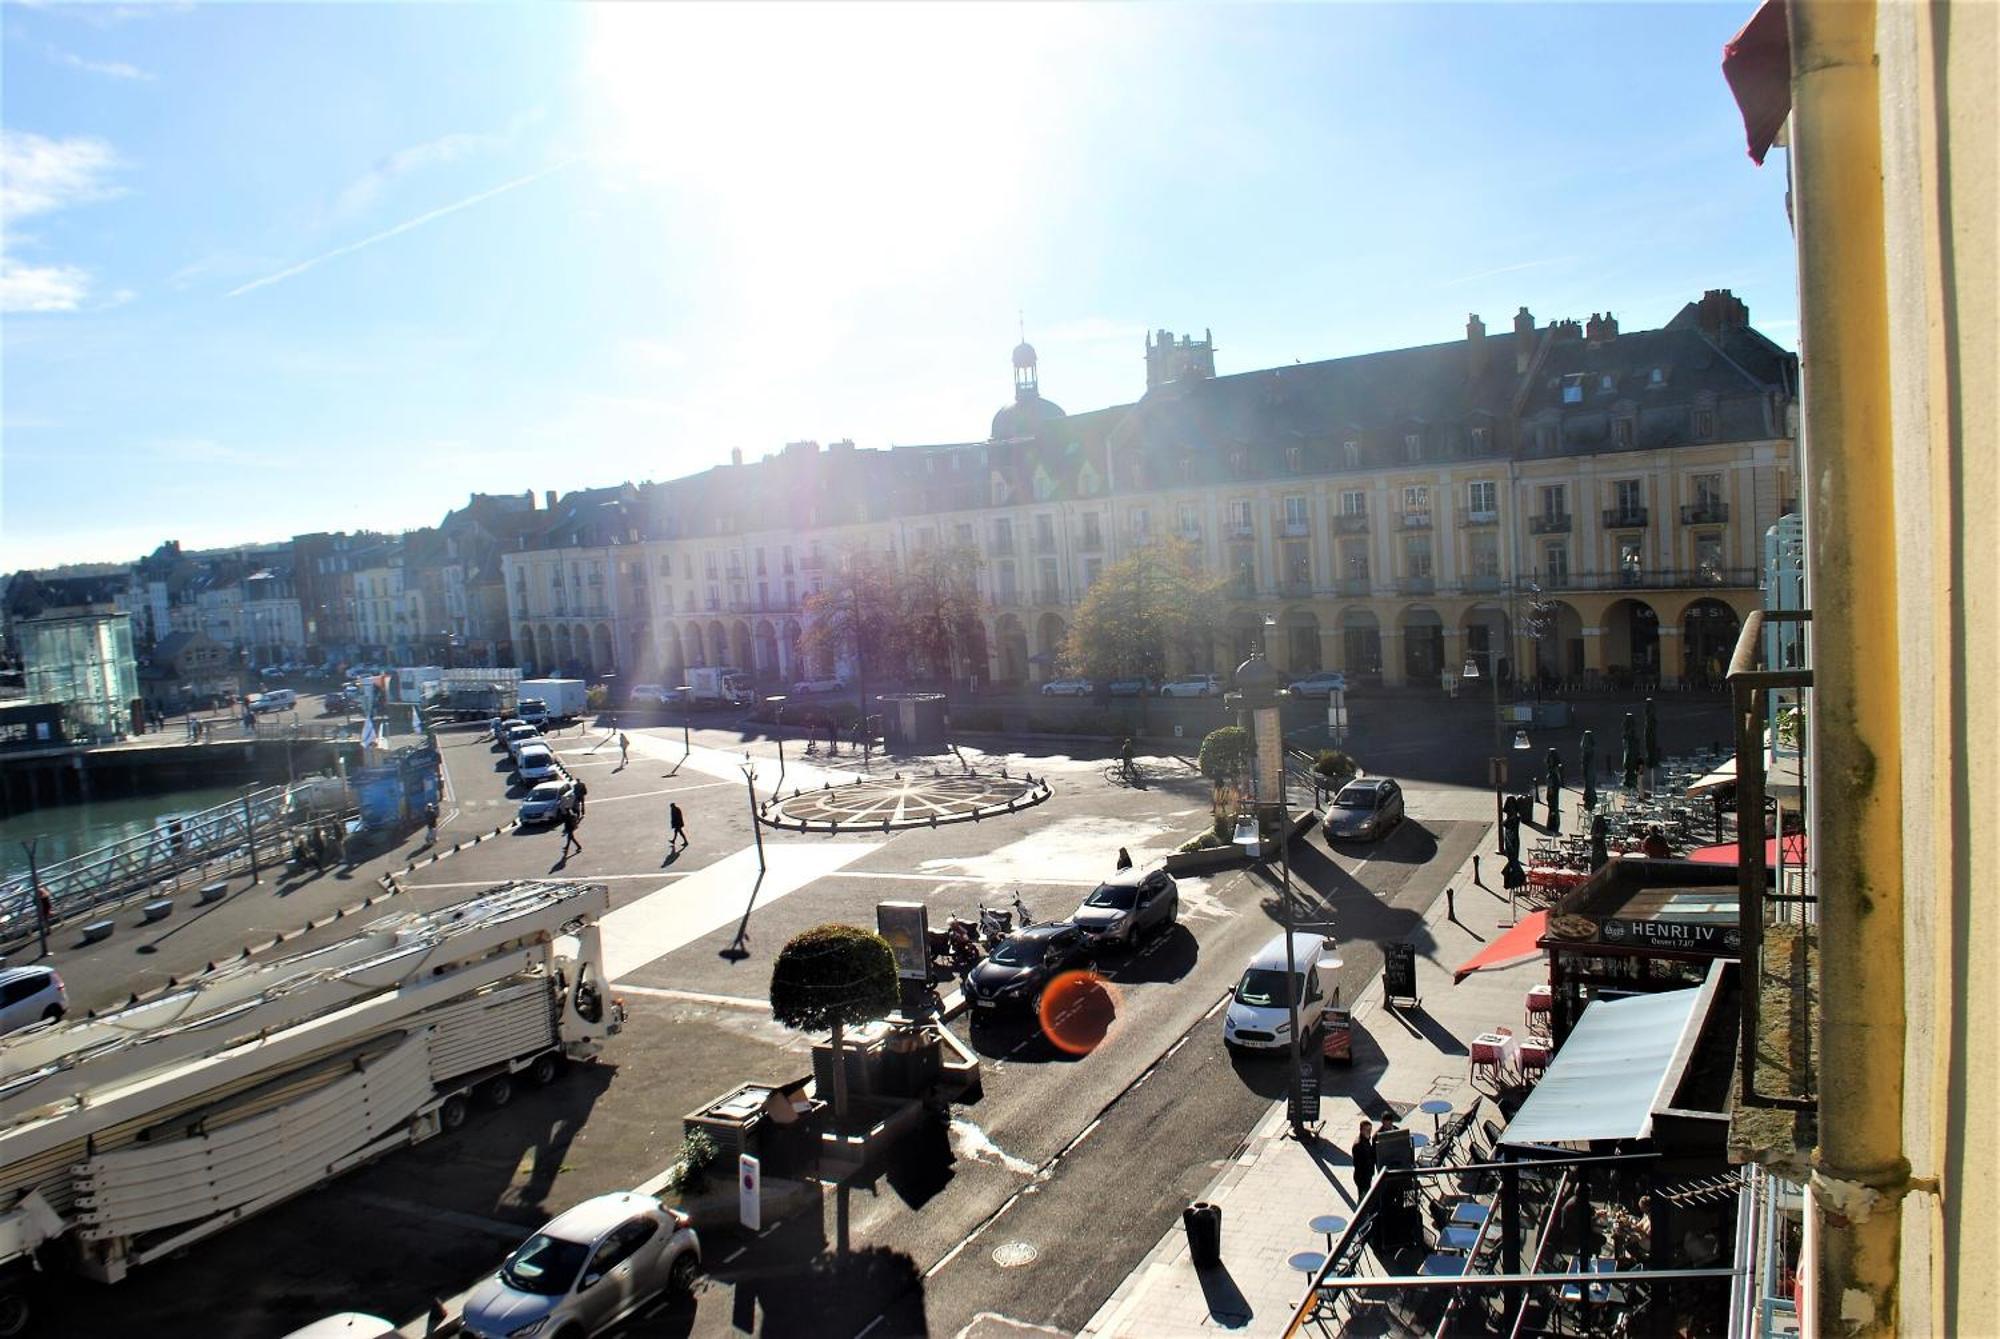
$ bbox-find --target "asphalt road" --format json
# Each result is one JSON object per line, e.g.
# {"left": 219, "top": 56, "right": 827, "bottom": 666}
{"left": 19, "top": 704, "right": 1485, "bottom": 1338}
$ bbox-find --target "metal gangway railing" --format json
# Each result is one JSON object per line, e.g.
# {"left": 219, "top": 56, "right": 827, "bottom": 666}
{"left": 1, "top": 781, "right": 354, "bottom": 947}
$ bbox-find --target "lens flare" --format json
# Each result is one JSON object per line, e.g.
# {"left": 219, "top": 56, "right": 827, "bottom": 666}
{"left": 1038, "top": 970, "right": 1121, "bottom": 1056}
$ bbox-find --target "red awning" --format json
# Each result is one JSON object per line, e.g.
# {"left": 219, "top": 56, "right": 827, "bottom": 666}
{"left": 1688, "top": 834, "right": 1808, "bottom": 867}
{"left": 1452, "top": 910, "right": 1549, "bottom": 985}
{"left": 1723, "top": 0, "right": 1792, "bottom": 165}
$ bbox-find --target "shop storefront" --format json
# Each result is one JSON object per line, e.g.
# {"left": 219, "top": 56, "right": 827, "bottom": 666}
{"left": 1539, "top": 859, "right": 1746, "bottom": 1043}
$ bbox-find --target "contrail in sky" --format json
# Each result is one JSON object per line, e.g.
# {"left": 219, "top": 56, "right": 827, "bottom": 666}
{"left": 228, "top": 161, "right": 568, "bottom": 298}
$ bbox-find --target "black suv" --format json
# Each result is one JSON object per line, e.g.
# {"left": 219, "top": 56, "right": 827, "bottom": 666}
{"left": 965, "top": 923, "right": 1094, "bottom": 1019}
{"left": 1070, "top": 868, "right": 1179, "bottom": 950}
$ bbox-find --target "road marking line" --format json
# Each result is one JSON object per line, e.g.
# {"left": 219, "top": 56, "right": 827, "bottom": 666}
{"left": 400, "top": 872, "right": 693, "bottom": 889}
{"left": 614, "top": 984, "right": 770, "bottom": 1010}
{"left": 832, "top": 870, "right": 1099, "bottom": 887}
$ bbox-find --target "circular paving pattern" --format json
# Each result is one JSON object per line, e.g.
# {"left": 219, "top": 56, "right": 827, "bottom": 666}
{"left": 991, "top": 1240, "right": 1040, "bottom": 1268}
{"left": 764, "top": 767, "right": 1051, "bottom": 832}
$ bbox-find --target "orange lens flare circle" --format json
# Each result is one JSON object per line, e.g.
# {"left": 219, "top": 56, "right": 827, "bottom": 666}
{"left": 1037, "top": 969, "right": 1122, "bottom": 1056}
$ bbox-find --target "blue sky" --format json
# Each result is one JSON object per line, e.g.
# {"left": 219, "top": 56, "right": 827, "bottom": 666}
{"left": 1, "top": 1, "right": 1795, "bottom": 571}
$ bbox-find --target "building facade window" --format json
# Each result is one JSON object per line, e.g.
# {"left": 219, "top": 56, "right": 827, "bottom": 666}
{"left": 1340, "top": 489, "right": 1367, "bottom": 516}
{"left": 1696, "top": 532, "right": 1726, "bottom": 582}
{"left": 1129, "top": 506, "right": 1150, "bottom": 539}
{"left": 1470, "top": 424, "right": 1490, "bottom": 453}
{"left": 1618, "top": 536, "right": 1644, "bottom": 585}
{"left": 1342, "top": 542, "right": 1370, "bottom": 584}
{"left": 1342, "top": 440, "right": 1360, "bottom": 468}
{"left": 1035, "top": 514, "right": 1056, "bottom": 551}
{"left": 1540, "top": 483, "right": 1568, "bottom": 518}
{"left": 1694, "top": 409, "right": 1715, "bottom": 439}
{"left": 1614, "top": 479, "right": 1645, "bottom": 515}
{"left": 1283, "top": 495, "right": 1309, "bottom": 533}
{"left": 1038, "top": 558, "right": 1060, "bottom": 603}
{"left": 1081, "top": 513, "right": 1103, "bottom": 549}
{"left": 1403, "top": 534, "right": 1433, "bottom": 579}
{"left": 1612, "top": 418, "right": 1633, "bottom": 448}
{"left": 1542, "top": 540, "right": 1570, "bottom": 587}
{"left": 1466, "top": 531, "right": 1501, "bottom": 580}
{"left": 1177, "top": 502, "right": 1200, "bottom": 537}
{"left": 1466, "top": 480, "right": 1498, "bottom": 516}
{"left": 1227, "top": 499, "right": 1254, "bottom": 536}
{"left": 1693, "top": 472, "right": 1725, "bottom": 507}
{"left": 992, "top": 518, "right": 1014, "bottom": 552}
{"left": 1402, "top": 485, "right": 1431, "bottom": 518}
{"left": 1083, "top": 557, "right": 1103, "bottom": 588}
{"left": 1229, "top": 545, "right": 1256, "bottom": 595}
{"left": 1283, "top": 540, "right": 1310, "bottom": 587}
{"left": 1404, "top": 432, "right": 1423, "bottom": 462}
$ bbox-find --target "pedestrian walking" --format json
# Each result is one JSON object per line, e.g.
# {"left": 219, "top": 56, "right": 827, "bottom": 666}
{"left": 1115, "top": 846, "right": 1133, "bottom": 871}
{"left": 560, "top": 806, "right": 583, "bottom": 857}
{"left": 1351, "top": 1120, "right": 1377, "bottom": 1200}
{"left": 669, "top": 802, "right": 687, "bottom": 851}
{"left": 573, "top": 778, "right": 589, "bottom": 817}
{"left": 424, "top": 802, "right": 439, "bottom": 847}
{"left": 1445, "top": 886, "right": 1457, "bottom": 922}
{"left": 618, "top": 732, "right": 630, "bottom": 767}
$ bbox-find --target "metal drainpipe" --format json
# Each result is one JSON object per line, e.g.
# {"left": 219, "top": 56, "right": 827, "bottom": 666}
{"left": 1789, "top": 0, "right": 1909, "bottom": 1330}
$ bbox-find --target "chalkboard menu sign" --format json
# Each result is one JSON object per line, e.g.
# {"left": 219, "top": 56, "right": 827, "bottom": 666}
{"left": 1384, "top": 941, "right": 1420, "bottom": 1006}
{"left": 1289, "top": 1043, "right": 1323, "bottom": 1127}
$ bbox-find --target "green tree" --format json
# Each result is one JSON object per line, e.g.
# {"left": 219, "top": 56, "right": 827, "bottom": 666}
{"left": 895, "top": 543, "right": 985, "bottom": 685}
{"left": 1198, "top": 725, "right": 1253, "bottom": 785}
{"left": 769, "top": 923, "right": 900, "bottom": 1127}
{"left": 1061, "top": 536, "right": 1228, "bottom": 685}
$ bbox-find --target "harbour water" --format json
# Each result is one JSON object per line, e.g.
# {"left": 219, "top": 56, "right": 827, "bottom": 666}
{"left": 0, "top": 785, "right": 248, "bottom": 877}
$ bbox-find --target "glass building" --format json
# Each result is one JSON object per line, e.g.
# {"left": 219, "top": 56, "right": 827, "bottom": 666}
{"left": 22, "top": 611, "right": 139, "bottom": 742}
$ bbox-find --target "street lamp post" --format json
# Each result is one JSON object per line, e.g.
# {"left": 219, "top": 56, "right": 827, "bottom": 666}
{"left": 766, "top": 695, "right": 788, "bottom": 791}
{"left": 676, "top": 686, "right": 693, "bottom": 759}
{"left": 740, "top": 759, "right": 766, "bottom": 873}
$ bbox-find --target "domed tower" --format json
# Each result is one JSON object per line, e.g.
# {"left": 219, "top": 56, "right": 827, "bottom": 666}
{"left": 991, "top": 331, "right": 1067, "bottom": 441}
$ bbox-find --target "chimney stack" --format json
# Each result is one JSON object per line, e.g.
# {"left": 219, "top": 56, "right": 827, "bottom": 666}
{"left": 1467, "top": 314, "right": 1488, "bottom": 377}
{"left": 730, "top": 447, "right": 743, "bottom": 467}
{"left": 1696, "top": 289, "right": 1749, "bottom": 338}
{"left": 1585, "top": 312, "right": 1619, "bottom": 344}
{"left": 544, "top": 489, "right": 557, "bottom": 511}
{"left": 1513, "top": 307, "right": 1536, "bottom": 373}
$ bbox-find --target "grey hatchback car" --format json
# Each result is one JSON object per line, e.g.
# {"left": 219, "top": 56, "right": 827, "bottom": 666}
{"left": 1070, "top": 868, "right": 1179, "bottom": 949}
{"left": 1323, "top": 777, "right": 1406, "bottom": 841}
{"left": 461, "top": 1191, "right": 700, "bottom": 1339}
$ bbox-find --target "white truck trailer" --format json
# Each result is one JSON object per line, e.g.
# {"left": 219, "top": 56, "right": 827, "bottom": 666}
{"left": 517, "top": 678, "right": 588, "bottom": 725}
{"left": 0, "top": 881, "right": 621, "bottom": 1332}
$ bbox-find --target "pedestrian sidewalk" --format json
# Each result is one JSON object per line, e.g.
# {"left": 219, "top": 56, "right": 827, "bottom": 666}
{"left": 1082, "top": 820, "right": 1547, "bottom": 1338}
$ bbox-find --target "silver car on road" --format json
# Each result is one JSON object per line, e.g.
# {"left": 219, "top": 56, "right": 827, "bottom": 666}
{"left": 461, "top": 1192, "right": 700, "bottom": 1339}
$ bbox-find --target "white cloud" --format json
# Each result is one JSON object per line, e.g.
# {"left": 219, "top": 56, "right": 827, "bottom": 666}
{"left": 50, "top": 46, "right": 153, "bottom": 80}
{"left": 0, "top": 130, "right": 126, "bottom": 313}
{"left": 0, "top": 129, "right": 124, "bottom": 222}
{"left": 0, "top": 260, "right": 92, "bottom": 312}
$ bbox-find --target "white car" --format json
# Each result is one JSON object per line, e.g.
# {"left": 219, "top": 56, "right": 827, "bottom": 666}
{"left": 1040, "top": 677, "right": 1094, "bottom": 697}
{"left": 628, "top": 684, "right": 680, "bottom": 706}
{"left": 278, "top": 1316, "right": 397, "bottom": 1339}
{"left": 460, "top": 1192, "right": 701, "bottom": 1339}
{"left": 0, "top": 966, "right": 67, "bottom": 1034}
{"left": 503, "top": 723, "right": 542, "bottom": 758}
{"left": 790, "top": 677, "right": 848, "bottom": 696}
{"left": 515, "top": 744, "right": 560, "bottom": 784}
{"left": 1159, "top": 674, "right": 1222, "bottom": 698}
{"left": 1285, "top": 671, "right": 1349, "bottom": 698}
{"left": 1223, "top": 932, "right": 1333, "bottom": 1052}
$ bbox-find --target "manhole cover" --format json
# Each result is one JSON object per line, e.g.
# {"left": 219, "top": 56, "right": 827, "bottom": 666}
{"left": 991, "top": 1240, "right": 1039, "bottom": 1268}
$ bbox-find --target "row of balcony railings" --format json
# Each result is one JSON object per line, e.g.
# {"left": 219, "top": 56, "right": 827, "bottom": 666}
{"left": 1727, "top": 607, "right": 1815, "bottom": 1114}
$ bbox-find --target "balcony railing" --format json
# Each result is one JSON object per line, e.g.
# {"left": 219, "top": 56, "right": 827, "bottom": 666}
{"left": 1680, "top": 501, "right": 1731, "bottom": 525}
{"left": 1177, "top": 524, "right": 1203, "bottom": 541}
{"left": 1037, "top": 586, "right": 1061, "bottom": 605}
{"left": 1034, "top": 535, "right": 1057, "bottom": 554}
{"left": 1282, "top": 521, "right": 1311, "bottom": 537}
{"left": 1399, "top": 512, "right": 1433, "bottom": 531}
{"left": 1461, "top": 574, "right": 1504, "bottom": 593}
{"left": 1458, "top": 510, "right": 1499, "bottom": 527}
{"left": 1337, "top": 577, "right": 1371, "bottom": 597}
{"left": 1603, "top": 506, "right": 1651, "bottom": 528}
{"left": 1334, "top": 513, "right": 1370, "bottom": 534}
{"left": 1529, "top": 512, "right": 1572, "bottom": 535}
{"left": 988, "top": 538, "right": 1015, "bottom": 557}
{"left": 1077, "top": 533, "right": 1104, "bottom": 553}
{"left": 1279, "top": 578, "right": 1313, "bottom": 598}
{"left": 1398, "top": 576, "right": 1435, "bottom": 596}
{"left": 1526, "top": 567, "right": 1759, "bottom": 592}
{"left": 989, "top": 591, "right": 1020, "bottom": 608}
{"left": 1228, "top": 522, "right": 1255, "bottom": 539}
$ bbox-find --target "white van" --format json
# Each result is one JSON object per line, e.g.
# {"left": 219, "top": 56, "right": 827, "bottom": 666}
{"left": 251, "top": 688, "right": 297, "bottom": 713}
{"left": 1223, "top": 931, "right": 1335, "bottom": 1051}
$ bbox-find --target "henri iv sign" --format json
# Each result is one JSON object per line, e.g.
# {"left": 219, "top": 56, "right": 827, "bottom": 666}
{"left": 1597, "top": 917, "right": 1741, "bottom": 956}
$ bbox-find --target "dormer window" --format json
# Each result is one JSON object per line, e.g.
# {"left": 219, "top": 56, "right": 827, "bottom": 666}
{"left": 1599, "top": 373, "right": 1617, "bottom": 393}
{"left": 1694, "top": 409, "right": 1715, "bottom": 439}
{"left": 1228, "top": 451, "right": 1246, "bottom": 475}
{"left": 1469, "top": 425, "right": 1490, "bottom": 453}
{"left": 1612, "top": 418, "right": 1634, "bottom": 449}
{"left": 1286, "top": 446, "right": 1303, "bottom": 474}
{"left": 1404, "top": 433, "right": 1422, "bottom": 463}
{"left": 1649, "top": 367, "right": 1665, "bottom": 386}
{"left": 1342, "top": 440, "right": 1360, "bottom": 468}
{"left": 1561, "top": 374, "right": 1586, "bottom": 404}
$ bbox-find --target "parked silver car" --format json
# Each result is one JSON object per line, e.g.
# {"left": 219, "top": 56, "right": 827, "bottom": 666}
{"left": 461, "top": 1192, "right": 701, "bottom": 1339}
{"left": 1323, "top": 777, "right": 1405, "bottom": 841}
{"left": 1070, "top": 868, "right": 1179, "bottom": 948}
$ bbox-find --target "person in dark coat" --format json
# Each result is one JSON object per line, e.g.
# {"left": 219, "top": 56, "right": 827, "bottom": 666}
{"left": 559, "top": 805, "right": 583, "bottom": 857}
{"left": 1115, "top": 846, "right": 1133, "bottom": 871}
{"left": 573, "top": 778, "right": 588, "bottom": 816}
{"left": 1351, "top": 1120, "right": 1377, "bottom": 1200}
{"left": 669, "top": 802, "right": 687, "bottom": 852}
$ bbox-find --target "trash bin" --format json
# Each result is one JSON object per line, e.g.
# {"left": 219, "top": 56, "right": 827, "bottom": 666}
{"left": 1183, "top": 1201, "right": 1223, "bottom": 1269}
